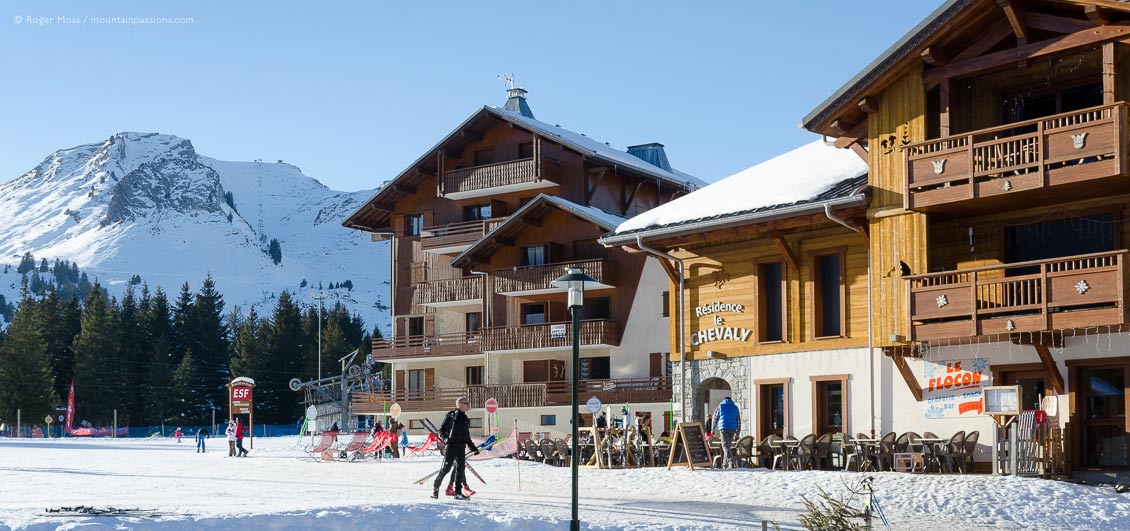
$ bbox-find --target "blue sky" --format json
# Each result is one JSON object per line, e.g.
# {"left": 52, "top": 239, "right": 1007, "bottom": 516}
{"left": 0, "top": 1, "right": 939, "bottom": 191}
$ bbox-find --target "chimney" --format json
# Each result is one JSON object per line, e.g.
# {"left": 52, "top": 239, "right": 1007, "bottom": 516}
{"left": 626, "top": 143, "right": 672, "bottom": 172}
{"left": 504, "top": 87, "right": 535, "bottom": 119}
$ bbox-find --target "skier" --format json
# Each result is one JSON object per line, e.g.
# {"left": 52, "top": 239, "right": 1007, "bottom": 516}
{"left": 235, "top": 419, "right": 249, "bottom": 457}
{"left": 174, "top": 427, "right": 183, "bottom": 443}
{"left": 711, "top": 396, "right": 740, "bottom": 468}
{"left": 431, "top": 397, "right": 479, "bottom": 500}
{"left": 196, "top": 427, "right": 209, "bottom": 453}
{"left": 388, "top": 418, "right": 401, "bottom": 458}
{"left": 225, "top": 420, "right": 237, "bottom": 457}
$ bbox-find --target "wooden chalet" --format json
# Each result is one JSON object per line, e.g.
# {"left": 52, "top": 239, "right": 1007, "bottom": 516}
{"left": 343, "top": 88, "right": 698, "bottom": 435}
{"left": 805, "top": 0, "right": 1130, "bottom": 475}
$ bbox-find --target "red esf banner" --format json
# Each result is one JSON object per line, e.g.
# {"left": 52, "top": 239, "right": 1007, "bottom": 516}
{"left": 231, "top": 386, "right": 252, "bottom": 414}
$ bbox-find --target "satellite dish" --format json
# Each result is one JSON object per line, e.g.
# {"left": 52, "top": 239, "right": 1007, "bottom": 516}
{"left": 348, "top": 365, "right": 362, "bottom": 378}
{"left": 390, "top": 403, "right": 402, "bottom": 420}
{"left": 306, "top": 405, "right": 318, "bottom": 420}
{"left": 289, "top": 378, "right": 303, "bottom": 391}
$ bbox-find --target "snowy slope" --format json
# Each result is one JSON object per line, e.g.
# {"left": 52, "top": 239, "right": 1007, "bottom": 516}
{"left": 0, "top": 133, "right": 389, "bottom": 331}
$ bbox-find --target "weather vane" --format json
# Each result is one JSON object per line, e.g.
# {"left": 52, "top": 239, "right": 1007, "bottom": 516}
{"left": 497, "top": 73, "right": 515, "bottom": 90}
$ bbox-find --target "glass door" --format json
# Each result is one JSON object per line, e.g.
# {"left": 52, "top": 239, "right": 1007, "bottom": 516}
{"left": 1081, "top": 366, "right": 1127, "bottom": 468}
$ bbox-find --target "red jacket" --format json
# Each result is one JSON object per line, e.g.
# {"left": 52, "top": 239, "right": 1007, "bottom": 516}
{"left": 235, "top": 423, "right": 245, "bottom": 440}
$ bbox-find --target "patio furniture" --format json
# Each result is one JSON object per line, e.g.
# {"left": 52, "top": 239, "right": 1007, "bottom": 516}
{"left": 813, "top": 432, "right": 834, "bottom": 470}
{"left": 959, "top": 431, "right": 980, "bottom": 473}
{"left": 523, "top": 439, "right": 543, "bottom": 462}
{"left": 796, "top": 434, "right": 816, "bottom": 470}
{"left": 540, "top": 439, "right": 558, "bottom": 466}
{"left": 757, "top": 435, "right": 781, "bottom": 468}
{"left": 877, "top": 431, "right": 897, "bottom": 471}
{"left": 734, "top": 435, "right": 755, "bottom": 468}
{"left": 939, "top": 431, "right": 966, "bottom": 473}
{"left": 555, "top": 438, "right": 571, "bottom": 467}
{"left": 771, "top": 436, "right": 802, "bottom": 471}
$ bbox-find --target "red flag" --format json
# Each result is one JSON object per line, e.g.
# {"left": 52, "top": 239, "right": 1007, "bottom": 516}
{"left": 65, "top": 381, "right": 75, "bottom": 435}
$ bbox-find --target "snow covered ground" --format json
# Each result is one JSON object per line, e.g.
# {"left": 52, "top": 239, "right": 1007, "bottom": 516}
{"left": 1, "top": 436, "right": 1127, "bottom": 530}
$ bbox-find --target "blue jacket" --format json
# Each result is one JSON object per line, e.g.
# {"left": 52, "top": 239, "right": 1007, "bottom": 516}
{"left": 712, "top": 398, "right": 740, "bottom": 431}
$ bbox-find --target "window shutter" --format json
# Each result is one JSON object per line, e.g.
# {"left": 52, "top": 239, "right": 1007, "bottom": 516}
{"left": 661, "top": 291, "right": 670, "bottom": 317}
{"left": 396, "top": 370, "right": 406, "bottom": 393}
{"left": 393, "top": 215, "right": 405, "bottom": 236}
{"left": 649, "top": 353, "right": 663, "bottom": 377}
{"left": 424, "top": 314, "right": 435, "bottom": 337}
{"left": 425, "top": 368, "right": 435, "bottom": 392}
{"left": 422, "top": 210, "right": 434, "bottom": 229}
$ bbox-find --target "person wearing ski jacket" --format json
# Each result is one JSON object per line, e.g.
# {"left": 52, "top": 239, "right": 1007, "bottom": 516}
{"left": 196, "top": 427, "right": 208, "bottom": 453}
{"left": 225, "top": 421, "right": 237, "bottom": 457}
{"left": 235, "top": 419, "right": 249, "bottom": 457}
{"left": 174, "top": 427, "right": 183, "bottom": 443}
{"left": 432, "top": 397, "right": 479, "bottom": 500}
{"left": 712, "top": 397, "right": 741, "bottom": 468}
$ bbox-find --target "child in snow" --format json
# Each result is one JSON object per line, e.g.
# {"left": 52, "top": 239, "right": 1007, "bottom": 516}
{"left": 226, "top": 421, "right": 237, "bottom": 457}
{"left": 175, "top": 427, "right": 183, "bottom": 443}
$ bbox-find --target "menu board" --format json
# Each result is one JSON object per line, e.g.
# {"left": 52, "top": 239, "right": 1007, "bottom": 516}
{"left": 982, "top": 385, "right": 1021, "bottom": 415}
{"left": 666, "top": 422, "right": 712, "bottom": 470}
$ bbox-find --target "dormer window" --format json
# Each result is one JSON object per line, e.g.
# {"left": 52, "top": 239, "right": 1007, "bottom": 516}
{"left": 464, "top": 204, "right": 492, "bottom": 221}
{"left": 474, "top": 149, "right": 493, "bottom": 166}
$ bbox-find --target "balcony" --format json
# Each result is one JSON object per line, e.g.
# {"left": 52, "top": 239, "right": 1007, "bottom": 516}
{"left": 413, "top": 276, "right": 484, "bottom": 308}
{"left": 441, "top": 158, "right": 559, "bottom": 200}
{"left": 370, "top": 332, "right": 482, "bottom": 362}
{"left": 482, "top": 319, "right": 620, "bottom": 353}
{"left": 353, "top": 377, "right": 673, "bottom": 413}
{"left": 907, "top": 250, "right": 1128, "bottom": 342}
{"left": 905, "top": 103, "right": 1129, "bottom": 213}
{"left": 494, "top": 259, "right": 616, "bottom": 296}
{"left": 420, "top": 219, "right": 502, "bottom": 254}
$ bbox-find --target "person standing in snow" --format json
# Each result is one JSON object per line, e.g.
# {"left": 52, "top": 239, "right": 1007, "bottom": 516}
{"left": 226, "top": 420, "right": 237, "bottom": 457}
{"left": 174, "top": 427, "right": 183, "bottom": 443}
{"left": 196, "top": 427, "right": 209, "bottom": 453}
{"left": 235, "top": 419, "right": 249, "bottom": 457}
{"left": 432, "top": 397, "right": 479, "bottom": 500}
{"left": 388, "top": 418, "right": 402, "bottom": 458}
{"left": 711, "top": 396, "right": 740, "bottom": 469}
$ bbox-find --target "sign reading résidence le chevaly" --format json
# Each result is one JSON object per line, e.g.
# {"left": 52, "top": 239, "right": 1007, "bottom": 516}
{"left": 690, "top": 302, "right": 753, "bottom": 347}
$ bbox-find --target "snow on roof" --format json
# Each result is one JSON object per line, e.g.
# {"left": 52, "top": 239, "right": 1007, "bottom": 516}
{"left": 230, "top": 377, "right": 256, "bottom": 386}
{"left": 489, "top": 107, "right": 706, "bottom": 188}
{"left": 612, "top": 139, "right": 868, "bottom": 235}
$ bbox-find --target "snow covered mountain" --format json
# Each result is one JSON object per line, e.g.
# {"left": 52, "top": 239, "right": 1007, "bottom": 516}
{"left": 0, "top": 132, "right": 390, "bottom": 331}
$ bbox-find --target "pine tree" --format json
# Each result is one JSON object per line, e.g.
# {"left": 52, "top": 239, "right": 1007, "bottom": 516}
{"left": 171, "top": 349, "right": 203, "bottom": 423}
{"left": 17, "top": 252, "right": 35, "bottom": 275}
{"left": 171, "top": 282, "right": 194, "bottom": 367}
{"left": 190, "top": 275, "right": 230, "bottom": 411}
{"left": 142, "top": 287, "right": 175, "bottom": 426}
{"left": 39, "top": 258, "right": 49, "bottom": 273}
{"left": 264, "top": 292, "right": 305, "bottom": 423}
{"left": 117, "top": 285, "right": 145, "bottom": 425}
{"left": 72, "top": 283, "right": 121, "bottom": 424}
{"left": 268, "top": 238, "right": 282, "bottom": 265}
{"left": 0, "top": 286, "right": 57, "bottom": 426}
{"left": 230, "top": 307, "right": 271, "bottom": 418}
{"left": 40, "top": 287, "right": 82, "bottom": 403}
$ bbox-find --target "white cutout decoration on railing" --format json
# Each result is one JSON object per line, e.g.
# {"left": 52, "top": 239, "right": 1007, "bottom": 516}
{"left": 1071, "top": 132, "right": 1088, "bottom": 150}
{"left": 1005, "top": 319, "right": 1016, "bottom": 331}
{"left": 936, "top": 294, "right": 949, "bottom": 308}
{"left": 931, "top": 159, "right": 947, "bottom": 175}
{"left": 1075, "top": 279, "right": 1090, "bottom": 295}
{"left": 1003, "top": 180, "right": 1012, "bottom": 191}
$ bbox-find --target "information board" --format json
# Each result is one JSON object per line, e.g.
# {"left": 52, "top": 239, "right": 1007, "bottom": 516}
{"left": 666, "top": 422, "right": 712, "bottom": 470}
{"left": 982, "top": 385, "right": 1021, "bottom": 415}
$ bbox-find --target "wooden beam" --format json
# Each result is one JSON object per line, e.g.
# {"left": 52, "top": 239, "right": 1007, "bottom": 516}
{"left": 772, "top": 235, "right": 800, "bottom": 273}
{"left": 460, "top": 130, "right": 483, "bottom": 142}
{"left": 653, "top": 254, "right": 680, "bottom": 284}
{"left": 828, "top": 118, "right": 857, "bottom": 137}
{"left": 833, "top": 121, "right": 869, "bottom": 149}
{"left": 492, "top": 237, "right": 513, "bottom": 247}
{"left": 849, "top": 142, "right": 869, "bottom": 162}
{"left": 888, "top": 348, "right": 924, "bottom": 402}
{"left": 952, "top": 20, "right": 1015, "bottom": 62}
{"left": 586, "top": 168, "right": 607, "bottom": 204}
{"left": 1086, "top": 5, "right": 1110, "bottom": 25}
{"left": 857, "top": 96, "right": 879, "bottom": 114}
{"left": 518, "top": 217, "right": 542, "bottom": 227}
{"left": 924, "top": 22, "right": 1130, "bottom": 88}
{"left": 1104, "top": 41, "right": 1118, "bottom": 104}
{"left": 1032, "top": 343, "right": 1066, "bottom": 395}
{"left": 939, "top": 77, "right": 952, "bottom": 137}
{"left": 622, "top": 181, "right": 644, "bottom": 215}
{"left": 998, "top": 0, "right": 1028, "bottom": 42}
{"left": 1026, "top": 12, "right": 1095, "bottom": 34}
{"left": 920, "top": 46, "right": 950, "bottom": 66}
{"left": 1062, "top": 0, "right": 1130, "bottom": 14}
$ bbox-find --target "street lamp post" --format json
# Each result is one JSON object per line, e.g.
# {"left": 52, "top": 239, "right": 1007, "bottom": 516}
{"left": 553, "top": 267, "right": 596, "bottom": 531}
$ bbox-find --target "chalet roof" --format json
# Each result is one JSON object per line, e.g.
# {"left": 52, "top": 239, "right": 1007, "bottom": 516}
{"left": 801, "top": 0, "right": 969, "bottom": 132}
{"left": 342, "top": 105, "right": 701, "bottom": 232}
{"left": 601, "top": 140, "right": 868, "bottom": 245}
{"left": 451, "top": 194, "right": 626, "bottom": 267}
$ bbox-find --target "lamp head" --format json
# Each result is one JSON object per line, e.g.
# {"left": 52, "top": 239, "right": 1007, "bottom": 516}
{"left": 553, "top": 267, "right": 597, "bottom": 308}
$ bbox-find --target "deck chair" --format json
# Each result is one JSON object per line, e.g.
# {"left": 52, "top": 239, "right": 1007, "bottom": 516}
{"left": 338, "top": 431, "right": 369, "bottom": 460}
{"left": 359, "top": 432, "right": 393, "bottom": 459}
{"left": 757, "top": 434, "right": 781, "bottom": 468}
{"left": 305, "top": 432, "right": 337, "bottom": 461}
{"left": 540, "top": 439, "right": 559, "bottom": 466}
{"left": 405, "top": 433, "right": 441, "bottom": 457}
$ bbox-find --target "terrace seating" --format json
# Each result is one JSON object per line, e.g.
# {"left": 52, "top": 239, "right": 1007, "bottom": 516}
{"left": 796, "top": 434, "right": 816, "bottom": 470}
{"left": 734, "top": 436, "right": 755, "bottom": 468}
{"left": 813, "top": 433, "right": 835, "bottom": 470}
{"left": 523, "top": 439, "right": 543, "bottom": 463}
{"left": 555, "top": 438, "right": 571, "bottom": 467}
{"left": 877, "top": 431, "right": 897, "bottom": 471}
{"left": 757, "top": 435, "right": 782, "bottom": 469}
{"left": 939, "top": 431, "right": 966, "bottom": 473}
{"left": 959, "top": 431, "right": 979, "bottom": 473}
{"left": 540, "top": 439, "right": 559, "bottom": 466}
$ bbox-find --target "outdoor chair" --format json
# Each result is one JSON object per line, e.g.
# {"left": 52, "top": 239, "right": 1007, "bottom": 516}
{"left": 523, "top": 439, "right": 543, "bottom": 462}
{"left": 922, "top": 431, "right": 943, "bottom": 472}
{"left": 940, "top": 431, "right": 965, "bottom": 473}
{"left": 758, "top": 434, "right": 781, "bottom": 469}
{"left": 894, "top": 432, "right": 912, "bottom": 453}
{"left": 555, "top": 438, "right": 571, "bottom": 467}
{"left": 796, "top": 434, "right": 816, "bottom": 470}
{"left": 813, "top": 432, "right": 834, "bottom": 470}
{"left": 772, "top": 436, "right": 799, "bottom": 471}
{"left": 843, "top": 432, "right": 871, "bottom": 472}
{"left": 539, "top": 439, "right": 558, "bottom": 466}
{"left": 338, "top": 431, "right": 369, "bottom": 461}
{"left": 305, "top": 431, "right": 337, "bottom": 460}
{"left": 960, "top": 431, "right": 979, "bottom": 473}
{"left": 877, "top": 431, "right": 897, "bottom": 471}
{"left": 733, "top": 435, "right": 754, "bottom": 468}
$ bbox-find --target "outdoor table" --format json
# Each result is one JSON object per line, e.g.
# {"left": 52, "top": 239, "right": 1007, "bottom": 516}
{"left": 911, "top": 437, "right": 948, "bottom": 472}
{"left": 848, "top": 438, "right": 880, "bottom": 471}
{"left": 770, "top": 439, "right": 802, "bottom": 470}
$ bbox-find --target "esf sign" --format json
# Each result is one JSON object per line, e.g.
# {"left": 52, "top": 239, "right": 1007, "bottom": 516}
{"left": 231, "top": 386, "right": 253, "bottom": 413}
{"left": 690, "top": 302, "right": 752, "bottom": 346}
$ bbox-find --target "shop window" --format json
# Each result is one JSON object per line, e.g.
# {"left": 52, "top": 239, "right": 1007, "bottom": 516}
{"left": 813, "top": 251, "right": 845, "bottom": 338}
{"left": 540, "top": 415, "right": 556, "bottom": 426}
{"left": 758, "top": 261, "right": 785, "bottom": 343}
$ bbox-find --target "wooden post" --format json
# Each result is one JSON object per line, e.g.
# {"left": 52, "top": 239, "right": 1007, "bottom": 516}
{"left": 1103, "top": 42, "right": 1117, "bottom": 105}
{"left": 939, "top": 78, "right": 952, "bottom": 137}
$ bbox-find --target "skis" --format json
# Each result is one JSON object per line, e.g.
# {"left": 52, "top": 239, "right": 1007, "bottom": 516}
{"left": 412, "top": 416, "right": 486, "bottom": 486}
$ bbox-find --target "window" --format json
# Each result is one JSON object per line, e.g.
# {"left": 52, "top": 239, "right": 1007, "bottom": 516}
{"left": 408, "top": 369, "right": 426, "bottom": 393}
{"left": 466, "top": 312, "right": 482, "bottom": 334}
{"left": 813, "top": 251, "right": 844, "bottom": 338}
{"left": 521, "top": 303, "right": 546, "bottom": 325}
{"left": 474, "top": 149, "right": 493, "bottom": 166}
{"left": 581, "top": 297, "right": 610, "bottom": 320}
{"left": 661, "top": 291, "right": 670, "bottom": 317}
{"left": 469, "top": 417, "right": 483, "bottom": 429}
{"left": 409, "top": 419, "right": 426, "bottom": 430}
{"left": 519, "top": 142, "right": 534, "bottom": 159}
{"left": 758, "top": 261, "right": 786, "bottom": 343}
{"left": 520, "top": 245, "right": 547, "bottom": 266}
{"left": 524, "top": 359, "right": 566, "bottom": 382}
{"left": 580, "top": 356, "right": 610, "bottom": 380}
{"left": 466, "top": 366, "right": 483, "bottom": 386}
{"left": 463, "top": 204, "right": 492, "bottom": 221}
{"left": 540, "top": 415, "right": 557, "bottom": 426}
{"left": 649, "top": 353, "right": 666, "bottom": 378}
{"left": 407, "top": 317, "right": 424, "bottom": 337}
{"left": 812, "top": 376, "right": 848, "bottom": 438}
{"left": 404, "top": 214, "right": 424, "bottom": 237}
{"left": 757, "top": 379, "right": 790, "bottom": 440}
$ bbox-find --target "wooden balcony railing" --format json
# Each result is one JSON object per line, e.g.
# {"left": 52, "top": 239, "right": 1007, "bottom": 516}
{"left": 442, "top": 158, "right": 559, "bottom": 196}
{"left": 905, "top": 102, "right": 1127, "bottom": 210}
{"left": 354, "top": 377, "right": 673, "bottom": 413}
{"left": 420, "top": 218, "right": 502, "bottom": 252}
{"left": 494, "top": 258, "right": 615, "bottom": 294}
{"left": 413, "top": 276, "right": 483, "bottom": 306}
{"left": 482, "top": 319, "right": 620, "bottom": 352}
{"left": 908, "top": 250, "right": 1128, "bottom": 341}
{"left": 370, "top": 332, "right": 482, "bottom": 361}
